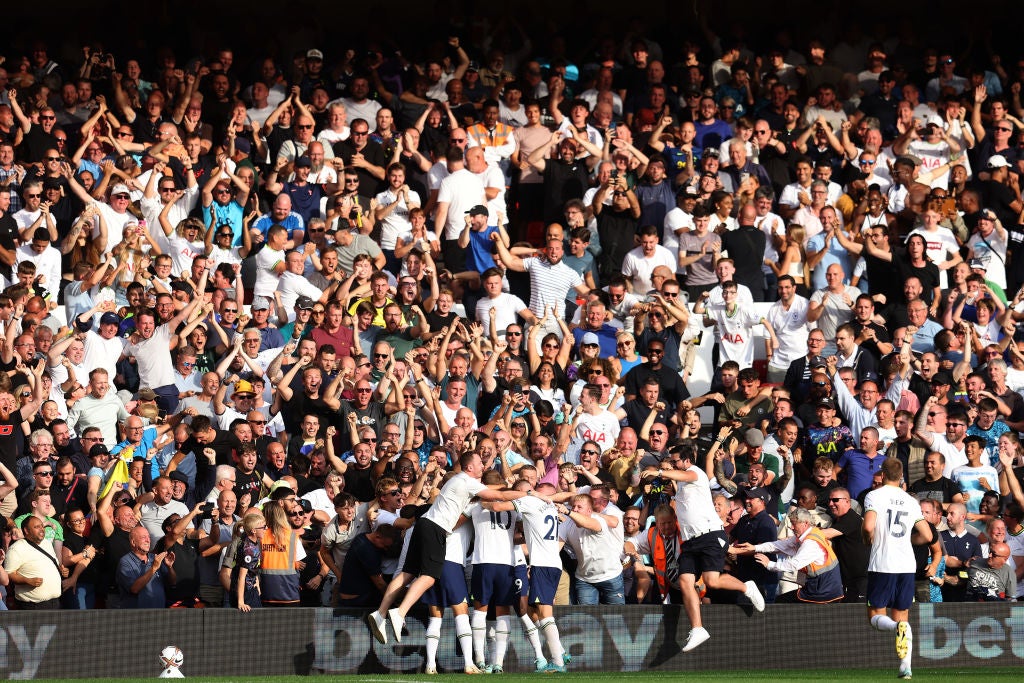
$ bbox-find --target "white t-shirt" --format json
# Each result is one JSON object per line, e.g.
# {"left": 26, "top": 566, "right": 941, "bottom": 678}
{"left": 125, "top": 324, "right": 175, "bottom": 388}
{"left": 864, "top": 484, "right": 923, "bottom": 574}
{"left": 706, "top": 304, "right": 764, "bottom": 367}
{"left": 475, "top": 293, "right": 528, "bottom": 333}
{"left": 560, "top": 514, "right": 622, "bottom": 583}
{"left": 15, "top": 244, "right": 61, "bottom": 292}
{"left": 254, "top": 246, "right": 285, "bottom": 297}
{"left": 436, "top": 169, "right": 486, "bottom": 240}
{"left": 621, "top": 245, "right": 676, "bottom": 293}
{"left": 276, "top": 272, "right": 323, "bottom": 319}
{"left": 374, "top": 188, "right": 421, "bottom": 250}
{"left": 908, "top": 226, "right": 959, "bottom": 288}
{"left": 663, "top": 207, "right": 694, "bottom": 265}
{"left": 422, "top": 472, "right": 486, "bottom": 533}
{"left": 673, "top": 466, "right": 723, "bottom": 540}
{"left": 82, "top": 330, "right": 125, "bottom": 381}
{"left": 766, "top": 296, "right": 810, "bottom": 368}
{"left": 570, "top": 410, "right": 620, "bottom": 462}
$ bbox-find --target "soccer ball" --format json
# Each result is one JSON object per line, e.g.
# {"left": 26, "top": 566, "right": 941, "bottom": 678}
{"left": 160, "top": 646, "right": 184, "bottom": 669}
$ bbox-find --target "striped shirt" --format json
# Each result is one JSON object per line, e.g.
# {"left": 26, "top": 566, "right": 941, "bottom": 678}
{"left": 522, "top": 257, "right": 583, "bottom": 319}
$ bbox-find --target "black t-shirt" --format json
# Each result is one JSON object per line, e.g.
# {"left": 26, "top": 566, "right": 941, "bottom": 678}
{"left": 332, "top": 140, "right": 388, "bottom": 196}
{"left": 596, "top": 207, "right": 640, "bottom": 279}
{"left": 64, "top": 526, "right": 103, "bottom": 584}
{"left": 914, "top": 521, "right": 941, "bottom": 578}
{"left": 234, "top": 468, "right": 263, "bottom": 505}
{"left": 863, "top": 252, "right": 904, "bottom": 305}
{"left": 623, "top": 362, "right": 689, "bottom": 408}
{"left": 163, "top": 539, "right": 200, "bottom": 604}
{"left": 894, "top": 249, "right": 941, "bottom": 304}
{"left": 0, "top": 214, "right": 17, "bottom": 280}
{"left": 830, "top": 509, "right": 870, "bottom": 585}
{"left": 343, "top": 465, "right": 375, "bottom": 502}
{"left": 181, "top": 430, "right": 241, "bottom": 467}
{"left": 0, "top": 409, "right": 23, "bottom": 469}
{"left": 101, "top": 527, "right": 132, "bottom": 591}
{"left": 338, "top": 400, "right": 387, "bottom": 444}
{"left": 20, "top": 126, "right": 58, "bottom": 163}
{"left": 543, "top": 161, "right": 590, "bottom": 224}
{"left": 337, "top": 532, "right": 384, "bottom": 597}
{"left": 909, "top": 476, "right": 961, "bottom": 505}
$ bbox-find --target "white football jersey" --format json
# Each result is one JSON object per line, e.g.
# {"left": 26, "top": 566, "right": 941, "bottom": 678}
{"left": 864, "top": 484, "right": 923, "bottom": 574}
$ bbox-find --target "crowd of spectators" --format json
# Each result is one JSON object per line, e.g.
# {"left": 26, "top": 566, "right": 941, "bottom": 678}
{"left": 0, "top": 16, "right": 1023, "bottom": 617}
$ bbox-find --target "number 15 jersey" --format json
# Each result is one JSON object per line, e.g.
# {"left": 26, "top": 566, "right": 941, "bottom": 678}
{"left": 864, "top": 484, "right": 923, "bottom": 574}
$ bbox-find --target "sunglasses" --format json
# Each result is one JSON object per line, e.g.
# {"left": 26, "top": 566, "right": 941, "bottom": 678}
{"left": 507, "top": 331, "right": 521, "bottom": 336}
{"left": 581, "top": 449, "right": 600, "bottom": 456}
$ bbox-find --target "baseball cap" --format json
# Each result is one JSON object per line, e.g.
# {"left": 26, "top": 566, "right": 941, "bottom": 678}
{"left": 232, "top": 380, "right": 256, "bottom": 397}
{"left": 743, "top": 486, "right": 771, "bottom": 503}
{"left": 100, "top": 312, "right": 121, "bottom": 326}
{"left": 925, "top": 113, "right": 944, "bottom": 128}
{"left": 677, "top": 184, "right": 699, "bottom": 198}
{"left": 465, "top": 205, "right": 488, "bottom": 217}
{"left": 137, "top": 387, "right": 158, "bottom": 401}
{"left": 110, "top": 183, "right": 131, "bottom": 196}
{"left": 169, "top": 471, "right": 189, "bottom": 484}
{"left": 467, "top": 61, "right": 480, "bottom": 72}
{"left": 295, "top": 296, "right": 315, "bottom": 310}
{"left": 744, "top": 428, "right": 764, "bottom": 447}
{"left": 581, "top": 332, "right": 600, "bottom": 346}
{"left": 808, "top": 355, "right": 827, "bottom": 370}
{"left": 702, "top": 148, "right": 720, "bottom": 159}
{"left": 251, "top": 297, "right": 271, "bottom": 311}
{"left": 294, "top": 156, "right": 312, "bottom": 169}
{"left": 171, "top": 280, "right": 194, "bottom": 297}
{"left": 817, "top": 397, "right": 836, "bottom": 410}
{"left": 988, "top": 154, "right": 1010, "bottom": 169}
{"left": 979, "top": 208, "right": 998, "bottom": 222}
{"left": 89, "top": 443, "right": 109, "bottom": 458}
{"left": 306, "top": 49, "right": 324, "bottom": 61}
{"left": 932, "top": 371, "right": 953, "bottom": 385}
{"left": 969, "top": 258, "right": 987, "bottom": 271}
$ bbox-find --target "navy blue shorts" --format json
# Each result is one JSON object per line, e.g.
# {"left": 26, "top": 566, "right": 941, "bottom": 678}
{"left": 867, "top": 572, "right": 915, "bottom": 611}
{"left": 678, "top": 530, "right": 728, "bottom": 577}
{"left": 404, "top": 518, "right": 447, "bottom": 580}
{"left": 472, "top": 563, "right": 516, "bottom": 607}
{"left": 422, "top": 560, "right": 469, "bottom": 607}
{"left": 528, "top": 566, "right": 562, "bottom": 606}
{"left": 513, "top": 564, "right": 529, "bottom": 599}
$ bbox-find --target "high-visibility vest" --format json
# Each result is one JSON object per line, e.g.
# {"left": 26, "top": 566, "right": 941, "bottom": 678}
{"left": 259, "top": 528, "right": 300, "bottom": 604}
{"left": 796, "top": 526, "right": 844, "bottom": 603}
{"left": 647, "top": 524, "right": 683, "bottom": 597}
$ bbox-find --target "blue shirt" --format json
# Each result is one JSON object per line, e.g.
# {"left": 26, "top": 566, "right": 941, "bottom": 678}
{"left": 203, "top": 201, "right": 245, "bottom": 246}
{"left": 807, "top": 232, "right": 851, "bottom": 291}
{"left": 253, "top": 212, "right": 305, "bottom": 242}
{"left": 836, "top": 449, "right": 885, "bottom": 500}
{"left": 466, "top": 225, "right": 499, "bottom": 272}
{"left": 117, "top": 552, "right": 169, "bottom": 608}
{"left": 572, "top": 324, "right": 619, "bottom": 358}
{"left": 111, "top": 426, "right": 159, "bottom": 479}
